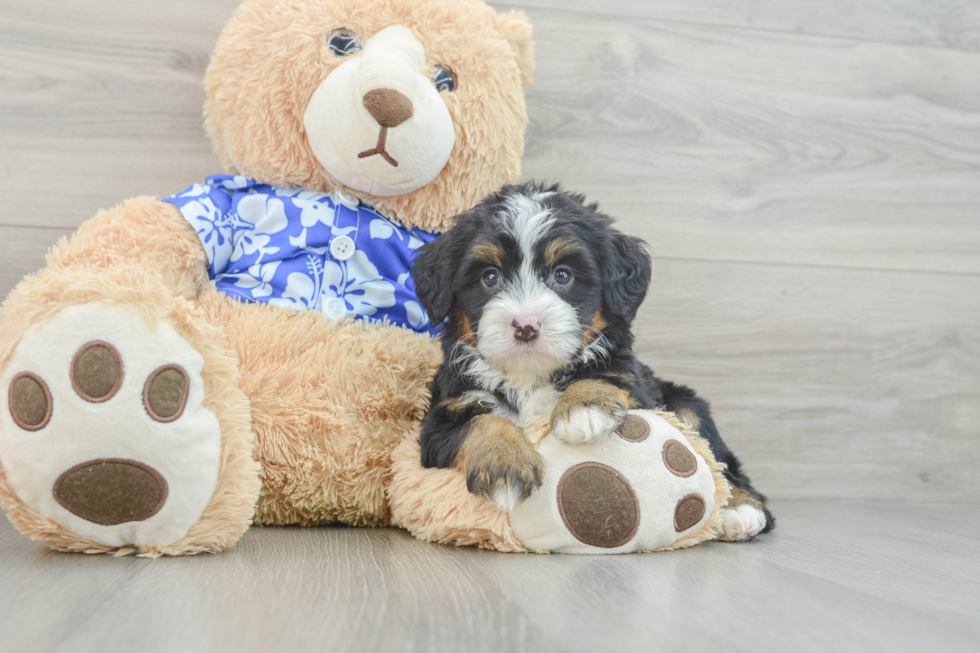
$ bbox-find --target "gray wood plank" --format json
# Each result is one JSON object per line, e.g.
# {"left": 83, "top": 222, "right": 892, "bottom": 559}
{"left": 496, "top": 0, "right": 980, "bottom": 52}
{"left": 0, "top": 0, "right": 235, "bottom": 228}
{"left": 3, "top": 2, "right": 979, "bottom": 276}
{"left": 0, "top": 226, "right": 71, "bottom": 298}
{"left": 635, "top": 258, "right": 980, "bottom": 502}
{"left": 1, "top": 501, "right": 978, "bottom": 653}
{"left": 519, "top": 11, "right": 980, "bottom": 275}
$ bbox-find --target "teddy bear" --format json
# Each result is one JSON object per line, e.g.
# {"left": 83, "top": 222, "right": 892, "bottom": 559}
{"left": 0, "top": 0, "right": 536, "bottom": 556}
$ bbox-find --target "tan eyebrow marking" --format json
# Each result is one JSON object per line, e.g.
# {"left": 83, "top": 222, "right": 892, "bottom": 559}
{"left": 471, "top": 242, "right": 503, "bottom": 267}
{"left": 544, "top": 237, "right": 579, "bottom": 267}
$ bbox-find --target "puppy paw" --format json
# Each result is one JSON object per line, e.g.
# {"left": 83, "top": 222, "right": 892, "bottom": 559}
{"left": 718, "top": 504, "right": 768, "bottom": 541}
{"left": 550, "top": 379, "right": 628, "bottom": 444}
{"left": 457, "top": 415, "right": 543, "bottom": 510}
{"left": 551, "top": 406, "right": 623, "bottom": 444}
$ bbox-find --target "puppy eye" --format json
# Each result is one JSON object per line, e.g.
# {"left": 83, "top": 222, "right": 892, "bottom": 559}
{"left": 553, "top": 267, "right": 573, "bottom": 285}
{"left": 481, "top": 268, "right": 500, "bottom": 288}
{"left": 328, "top": 29, "right": 361, "bottom": 57}
{"left": 433, "top": 65, "right": 457, "bottom": 93}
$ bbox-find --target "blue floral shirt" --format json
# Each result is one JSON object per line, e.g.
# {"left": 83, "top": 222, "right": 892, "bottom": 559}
{"left": 164, "top": 175, "right": 440, "bottom": 335}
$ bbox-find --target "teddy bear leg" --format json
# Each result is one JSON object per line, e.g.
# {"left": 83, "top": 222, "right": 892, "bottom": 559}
{"left": 0, "top": 199, "right": 261, "bottom": 555}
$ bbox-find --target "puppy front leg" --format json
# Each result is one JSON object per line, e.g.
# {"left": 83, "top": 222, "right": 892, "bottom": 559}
{"left": 551, "top": 379, "right": 629, "bottom": 444}
{"left": 455, "top": 415, "right": 544, "bottom": 510}
{"left": 420, "top": 396, "right": 543, "bottom": 509}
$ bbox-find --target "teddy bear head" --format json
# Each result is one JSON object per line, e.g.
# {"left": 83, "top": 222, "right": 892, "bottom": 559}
{"left": 204, "top": 0, "right": 534, "bottom": 232}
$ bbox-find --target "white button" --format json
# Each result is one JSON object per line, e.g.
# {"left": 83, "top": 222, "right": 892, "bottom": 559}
{"left": 325, "top": 298, "right": 348, "bottom": 319}
{"left": 333, "top": 189, "right": 360, "bottom": 210}
{"left": 330, "top": 235, "right": 355, "bottom": 261}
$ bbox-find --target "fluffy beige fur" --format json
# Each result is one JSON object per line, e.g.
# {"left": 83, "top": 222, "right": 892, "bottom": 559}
{"left": 202, "top": 292, "right": 442, "bottom": 527}
{"left": 389, "top": 412, "right": 731, "bottom": 553}
{"left": 205, "top": 0, "right": 534, "bottom": 233}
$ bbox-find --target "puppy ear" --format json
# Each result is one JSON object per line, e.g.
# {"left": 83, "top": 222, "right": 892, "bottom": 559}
{"left": 603, "top": 230, "right": 652, "bottom": 323}
{"left": 413, "top": 235, "right": 457, "bottom": 325}
{"left": 495, "top": 10, "right": 534, "bottom": 86}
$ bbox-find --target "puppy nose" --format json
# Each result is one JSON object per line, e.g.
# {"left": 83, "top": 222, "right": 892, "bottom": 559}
{"left": 362, "top": 88, "right": 414, "bottom": 128}
{"left": 511, "top": 318, "right": 540, "bottom": 343}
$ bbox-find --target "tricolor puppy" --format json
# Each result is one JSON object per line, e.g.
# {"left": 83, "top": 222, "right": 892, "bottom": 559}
{"left": 413, "top": 183, "right": 774, "bottom": 541}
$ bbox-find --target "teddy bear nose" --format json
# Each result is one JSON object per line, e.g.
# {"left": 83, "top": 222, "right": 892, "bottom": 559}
{"left": 53, "top": 458, "right": 169, "bottom": 526}
{"left": 363, "top": 88, "right": 414, "bottom": 128}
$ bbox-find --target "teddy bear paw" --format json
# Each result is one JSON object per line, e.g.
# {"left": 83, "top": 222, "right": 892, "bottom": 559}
{"left": 718, "top": 504, "right": 768, "bottom": 541}
{"left": 0, "top": 302, "right": 223, "bottom": 549}
{"left": 551, "top": 405, "right": 625, "bottom": 444}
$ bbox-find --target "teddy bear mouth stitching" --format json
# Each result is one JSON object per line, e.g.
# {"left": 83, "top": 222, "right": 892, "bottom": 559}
{"left": 358, "top": 126, "right": 399, "bottom": 167}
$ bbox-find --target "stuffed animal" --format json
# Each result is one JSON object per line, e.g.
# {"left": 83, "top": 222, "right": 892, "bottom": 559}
{"left": 390, "top": 410, "right": 731, "bottom": 553}
{"left": 0, "top": 0, "right": 536, "bottom": 556}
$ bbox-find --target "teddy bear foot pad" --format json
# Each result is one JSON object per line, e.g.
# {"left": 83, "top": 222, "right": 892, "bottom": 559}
{"left": 510, "top": 412, "right": 722, "bottom": 554}
{"left": 1, "top": 303, "right": 222, "bottom": 548}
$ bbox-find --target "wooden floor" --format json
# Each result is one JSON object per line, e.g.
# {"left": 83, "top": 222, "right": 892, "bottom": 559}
{"left": 1, "top": 501, "right": 978, "bottom": 653}
{"left": 1, "top": 0, "right": 979, "bottom": 651}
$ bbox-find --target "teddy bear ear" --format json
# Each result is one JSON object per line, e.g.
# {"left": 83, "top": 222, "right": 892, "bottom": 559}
{"left": 495, "top": 10, "right": 535, "bottom": 87}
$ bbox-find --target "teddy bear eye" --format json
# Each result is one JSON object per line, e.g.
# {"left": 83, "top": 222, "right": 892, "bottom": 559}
{"left": 433, "top": 65, "right": 457, "bottom": 93}
{"left": 327, "top": 29, "right": 361, "bottom": 57}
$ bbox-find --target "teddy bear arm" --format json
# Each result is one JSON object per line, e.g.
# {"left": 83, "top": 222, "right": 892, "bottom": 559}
{"left": 40, "top": 197, "right": 211, "bottom": 300}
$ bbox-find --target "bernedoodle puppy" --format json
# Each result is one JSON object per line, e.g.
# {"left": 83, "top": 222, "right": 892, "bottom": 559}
{"left": 412, "top": 182, "right": 774, "bottom": 541}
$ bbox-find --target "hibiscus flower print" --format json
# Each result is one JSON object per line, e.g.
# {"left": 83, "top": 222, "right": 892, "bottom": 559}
{"left": 321, "top": 251, "right": 396, "bottom": 318}
{"left": 228, "top": 261, "right": 282, "bottom": 299}
{"left": 230, "top": 194, "right": 288, "bottom": 264}
{"left": 292, "top": 191, "right": 337, "bottom": 229}
{"left": 178, "top": 196, "right": 231, "bottom": 274}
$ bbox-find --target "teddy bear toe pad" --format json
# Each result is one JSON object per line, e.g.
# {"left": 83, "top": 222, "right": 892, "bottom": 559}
{"left": 1, "top": 303, "right": 221, "bottom": 548}
{"left": 510, "top": 411, "right": 717, "bottom": 554}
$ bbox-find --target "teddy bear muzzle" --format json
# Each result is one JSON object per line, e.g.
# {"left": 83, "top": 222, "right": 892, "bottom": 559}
{"left": 53, "top": 458, "right": 169, "bottom": 526}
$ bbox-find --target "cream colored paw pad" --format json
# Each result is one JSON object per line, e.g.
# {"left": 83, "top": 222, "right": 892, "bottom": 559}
{"left": 510, "top": 411, "right": 717, "bottom": 554}
{"left": 0, "top": 303, "right": 222, "bottom": 548}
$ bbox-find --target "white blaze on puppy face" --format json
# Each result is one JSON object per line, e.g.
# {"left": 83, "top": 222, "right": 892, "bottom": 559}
{"left": 304, "top": 25, "right": 456, "bottom": 197}
{"left": 475, "top": 194, "right": 581, "bottom": 386}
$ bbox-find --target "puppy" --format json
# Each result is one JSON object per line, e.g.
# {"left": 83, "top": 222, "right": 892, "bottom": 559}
{"left": 413, "top": 182, "right": 774, "bottom": 541}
